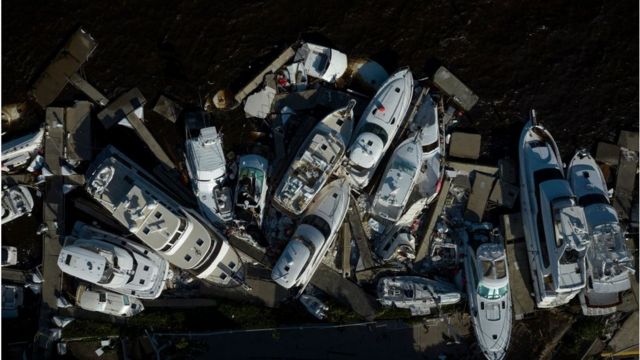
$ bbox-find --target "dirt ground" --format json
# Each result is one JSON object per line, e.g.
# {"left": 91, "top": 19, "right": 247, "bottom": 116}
{"left": 1, "top": 1, "right": 638, "bottom": 359}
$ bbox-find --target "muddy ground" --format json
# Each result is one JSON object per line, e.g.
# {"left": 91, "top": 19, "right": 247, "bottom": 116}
{"left": 1, "top": 0, "right": 638, "bottom": 359}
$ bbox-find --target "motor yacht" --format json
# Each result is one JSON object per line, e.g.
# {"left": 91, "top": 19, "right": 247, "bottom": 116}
{"left": 519, "top": 112, "right": 590, "bottom": 308}
{"left": 273, "top": 100, "right": 355, "bottom": 215}
{"left": 345, "top": 68, "right": 414, "bottom": 189}
{"left": 271, "top": 178, "right": 350, "bottom": 292}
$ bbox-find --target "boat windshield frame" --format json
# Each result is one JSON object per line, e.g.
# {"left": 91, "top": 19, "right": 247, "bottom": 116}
{"left": 477, "top": 283, "right": 508, "bottom": 300}
{"left": 360, "top": 123, "right": 389, "bottom": 145}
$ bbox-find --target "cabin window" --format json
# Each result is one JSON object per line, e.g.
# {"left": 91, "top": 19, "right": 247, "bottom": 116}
{"left": 229, "top": 262, "right": 236, "bottom": 269}
{"left": 321, "top": 144, "right": 327, "bottom": 151}
{"left": 196, "top": 239, "right": 204, "bottom": 246}
{"left": 301, "top": 215, "right": 332, "bottom": 239}
{"left": 65, "top": 254, "right": 72, "bottom": 265}
{"left": 139, "top": 279, "right": 145, "bottom": 285}
{"left": 390, "top": 118, "right": 395, "bottom": 125}
{"left": 143, "top": 265, "right": 149, "bottom": 271}
{"left": 143, "top": 227, "right": 150, "bottom": 235}
{"left": 99, "top": 293, "right": 106, "bottom": 303}
{"left": 394, "top": 87, "right": 400, "bottom": 93}
{"left": 220, "top": 273, "right": 228, "bottom": 280}
{"left": 184, "top": 254, "right": 192, "bottom": 262}
{"left": 123, "top": 296, "right": 130, "bottom": 305}
{"left": 336, "top": 119, "right": 344, "bottom": 126}
{"left": 155, "top": 212, "right": 162, "bottom": 219}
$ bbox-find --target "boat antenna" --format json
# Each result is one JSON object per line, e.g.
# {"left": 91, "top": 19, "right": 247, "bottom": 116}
{"left": 530, "top": 109, "right": 538, "bottom": 126}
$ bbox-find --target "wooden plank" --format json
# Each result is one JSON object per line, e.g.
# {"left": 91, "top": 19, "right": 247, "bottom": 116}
{"left": 31, "top": 28, "right": 97, "bottom": 108}
{"left": 68, "top": 73, "right": 109, "bottom": 106}
{"left": 432, "top": 66, "right": 479, "bottom": 111}
{"left": 347, "top": 196, "right": 374, "bottom": 270}
{"left": 506, "top": 239, "right": 535, "bottom": 320}
{"left": 415, "top": 177, "right": 451, "bottom": 262}
{"left": 234, "top": 47, "right": 295, "bottom": 103}
{"left": 613, "top": 148, "right": 638, "bottom": 220}
{"left": 97, "top": 88, "right": 146, "bottom": 129}
{"left": 464, "top": 172, "right": 496, "bottom": 222}
{"left": 342, "top": 223, "right": 352, "bottom": 278}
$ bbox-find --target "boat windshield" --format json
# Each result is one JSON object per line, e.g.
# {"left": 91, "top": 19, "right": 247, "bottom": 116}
{"left": 360, "top": 123, "right": 389, "bottom": 145}
{"left": 301, "top": 215, "right": 332, "bottom": 239}
{"left": 477, "top": 284, "right": 508, "bottom": 300}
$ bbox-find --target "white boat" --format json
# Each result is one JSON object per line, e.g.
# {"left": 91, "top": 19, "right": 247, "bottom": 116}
{"left": 1, "top": 185, "right": 34, "bottom": 225}
{"left": 567, "top": 150, "right": 634, "bottom": 315}
{"left": 370, "top": 135, "right": 422, "bottom": 222}
{"left": 1, "top": 246, "right": 18, "bottom": 267}
{"left": 57, "top": 222, "right": 171, "bottom": 299}
{"left": 184, "top": 114, "right": 234, "bottom": 225}
{"left": 519, "top": 113, "right": 590, "bottom": 308}
{"left": 235, "top": 154, "right": 269, "bottom": 227}
{"left": 463, "top": 228, "right": 512, "bottom": 360}
{"left": 85, "top": 146, "right": 244, "bottom": 287}
{"left": 377, "top": 276, "right": 462, "bottom": 316}
{"left": 299, "top": 294, "right": 329, "bottom": 320}
{"left": 375, "top": 227, "right": 416, "bottom": 263}
{"left": 413, "top": 94, "right": 444, "bottom": 204}
{"left": 272, "top": 178, "right": 350, "bottom": 291}
{"left": 1, "top": 126, "right": 44, "bottom": 173}
{"left": 294, "top": 42, "right": 348, "bottom": 83}
{"left": 346, "top": 68, "right": 414, "bottom": 189}
{"left": 273, "top": 101, "right": 355, "bottom": 215}
{"left": 75, "top": 284, "right": 144, "bottom": 317}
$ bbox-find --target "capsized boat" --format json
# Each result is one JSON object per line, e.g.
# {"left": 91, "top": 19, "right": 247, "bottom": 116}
{"left": 57, "top": 222, "right": 171, "bottom": 299}
{"left": 1, "top": 185, "right": 34, "bottom": 225}
{"left": 273, "top": 100, "right": 355, "bottom": 215}
{"left": 184, "top": 113, "right": 234, "bottom": 225}
{"left": 377, "top": 276, "right": 462, "bottom": 316}
{"left": 75, "top": 284, "right": 144, "bottom": 317}
{"left": 370, "top": 135, "right": 422, "bottom": 222}
{"left": 235, "top": 154, "right": 269, "bottom": 227}
{"left": 1, "top": 126, "right": 44, "bottom": 173}
{"left": 272, "top": 178, "right": 350, "bottom": 291}
{"left": 463, "top": 227, "right": 512, "bottom": 360}
{"left": 346, "top": 68, "right": 414, "bottom": 189}
{"left": 519, "top": 112, "right": 590, "bottom": 308}
{"left": 567, "top": 149, "right": 634, "bottom": 315}
{"left": 85, "top": 146, "right": 245, "bottom": 287}
{"left": 299, "top": 294, "right": 329, "bottom": 320}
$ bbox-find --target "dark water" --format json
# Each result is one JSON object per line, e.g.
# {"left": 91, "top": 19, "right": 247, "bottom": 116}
{"left": 1, "top": 1, "right": 637, "bottom": 358}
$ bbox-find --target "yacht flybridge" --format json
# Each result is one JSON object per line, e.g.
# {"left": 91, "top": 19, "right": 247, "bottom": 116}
{"left": 463, "top": 227, "right": 512, "bottom": 360}
{"left": 58, "top": 222, "right": 170, "bottom": 299}
{"left": 184, "top": 113, "right": 234, "bottom": 225}
{"left": 273, "top": 100, "right": 355, "bottom": 215}
{"left": 346, "top": 68, "right": 414, "bottom": 189}
{"left": 370, "top": 135, "right": 422, "bottom": 222}
{"left": 519, "top": 112, "right": 590, "bottom": 308}
{"left": 85, "top": 146, "right": 244, "bottom": 287}
{"left": 272, "top": 178, "right": 350, "bottom": 292}
{"left": 567, "top": 150, "right": 634, "bottom": 315}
